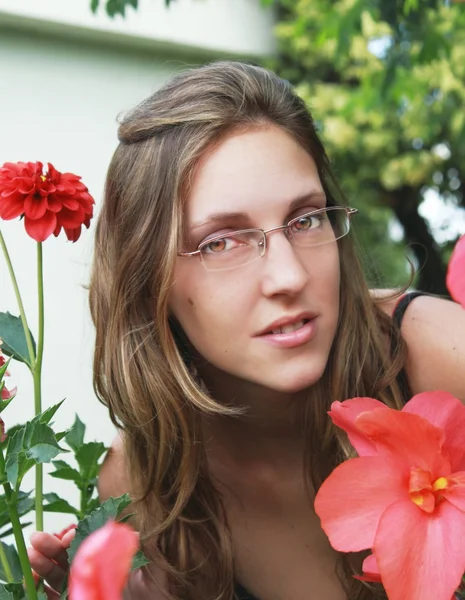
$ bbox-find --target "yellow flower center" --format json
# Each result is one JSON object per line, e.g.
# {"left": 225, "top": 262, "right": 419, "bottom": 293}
{"left": 408, "top": 468, "right": 449, "bottom": 513}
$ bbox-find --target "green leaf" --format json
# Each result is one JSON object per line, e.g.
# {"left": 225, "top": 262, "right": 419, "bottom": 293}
{"left": 0, "top": 313, "right": 36, "bottom": 368}
{"left": 75, "top": 442, "right": 107, "bottom": 482}
{"left": 0, "top": 582, "right": 24, "bottom": 599}
{"left": 0, "top": 492, "right": 34, "bottom": 536}
{"left": 33, "top": 400, "right": 65, "bottom": 427}
{"left": 25, "top": 422, "right": 66, "bottom": 464}
{"left": 0, "top": 543, "right": 22, "bottom": 583}
{"left": 131, "top": 549, "right": 150, "bottom": 570}
{"left": 43, "top": 493, "right": 79, "bottom": 516}
{"left": 49, "top": 461, "right": 81, "bottom": 485}
{"left": 67, "top": 495, "right": 132, "bottom": 563}
{"left": 5, "top": 428, "right": 26, "bottom": 488}
{"left": 0, "top": 586, "right": 14, "bottom": 600}
{"left": 65, "top": 415, "right": 85, "bottom": 452}
{"left": 90, "top": 0, "right": 99, "bottom": 13}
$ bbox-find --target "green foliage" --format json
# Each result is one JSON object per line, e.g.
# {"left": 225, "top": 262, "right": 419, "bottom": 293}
{"left": 50, "top": 415, "right": 108, "bottom": 518}
{"left": 67, "top": 495, "right": 149, "bottom": 573}
{"left": 0, "top": 314, "right": 35, "bottom": 368}
{"left": 90, "top": 0, "right": 173, "bottom": 17}
{"left": 269, "top": 0, "right": 465, "bottom": 292}
{"left": 4, "top": 407, "right": 68, "bottom": 490}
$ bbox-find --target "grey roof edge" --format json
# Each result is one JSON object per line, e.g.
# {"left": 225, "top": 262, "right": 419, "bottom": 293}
{"left": 0, "top": 10, "right": 274, "bottom": 62}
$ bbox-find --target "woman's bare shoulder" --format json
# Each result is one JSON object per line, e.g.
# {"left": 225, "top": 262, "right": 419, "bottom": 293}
{"left": 98, "top": 432, "right": 131, "bottom": 502}
{"left": 377, "top": 291, "right": 465, "bottom": 402}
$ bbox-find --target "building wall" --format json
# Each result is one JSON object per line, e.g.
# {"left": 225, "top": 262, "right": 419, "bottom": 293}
{"left": 0, "top": 1, "right": 274, "bottom": 531}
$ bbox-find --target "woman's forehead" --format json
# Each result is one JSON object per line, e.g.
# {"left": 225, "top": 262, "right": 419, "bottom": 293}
{"left": 184, "top": 126, "right": 324, "bottom": 225}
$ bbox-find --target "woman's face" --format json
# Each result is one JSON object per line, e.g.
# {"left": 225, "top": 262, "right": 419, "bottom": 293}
{"left": 169, "top": 125, "right": 340, "bottom": 394}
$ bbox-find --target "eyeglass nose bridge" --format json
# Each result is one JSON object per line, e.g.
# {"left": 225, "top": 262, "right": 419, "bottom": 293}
{"left": 257, "top": 223, "right": 295, "bottom": 258}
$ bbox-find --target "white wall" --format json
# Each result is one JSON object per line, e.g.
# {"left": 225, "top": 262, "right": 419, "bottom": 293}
{"left": 0, "top": 1, "right": 274, "bottom": 533}
{"left": 0, "top": 0, "right": 276, "bottom": 57}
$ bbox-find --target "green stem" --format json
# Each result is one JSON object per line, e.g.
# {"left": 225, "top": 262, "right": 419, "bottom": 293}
{"left": 34, "top": 242, "right": 45, "bottom": 532}
{"left": 0, "top": 451, "right": 38, "bottom": 600}
{"left": 0, "top": 537, "right": 14, "bottom": 583}
{"left": 0, "top": 229, "right": 36, "bottom": 369}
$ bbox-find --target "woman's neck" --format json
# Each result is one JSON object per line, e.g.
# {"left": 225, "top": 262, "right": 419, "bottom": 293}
{"left": 198, "top": 363, "right": 306, "bottom": 465}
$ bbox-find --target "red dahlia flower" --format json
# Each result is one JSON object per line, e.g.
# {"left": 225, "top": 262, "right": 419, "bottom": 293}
{"left": 0, "top": 161, "right": 94, "bottom": 242}
{"left": 314, "top": 392, "right": 465, "bottom": 600}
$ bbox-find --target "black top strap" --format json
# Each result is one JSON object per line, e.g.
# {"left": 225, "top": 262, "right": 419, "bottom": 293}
{"left": 392, "top": 291, "right": 425, "bottom": 329}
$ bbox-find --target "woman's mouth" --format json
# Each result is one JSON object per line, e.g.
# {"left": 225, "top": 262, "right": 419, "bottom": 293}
{"left": 257, "top": 317, "right": 317, "bottom": 349}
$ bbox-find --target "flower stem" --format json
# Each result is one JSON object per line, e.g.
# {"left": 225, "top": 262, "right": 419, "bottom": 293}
{"left": 34, "top": 242, "right": 45, "bottom": 532}
{"left": 0, "top": 229, "right": 36, "bottom": 369}
{"left": 0, "top": 450, "right": 38, "bottom": 600}
{"left": 0, "top": 536, "right": 14, "bottom": 583}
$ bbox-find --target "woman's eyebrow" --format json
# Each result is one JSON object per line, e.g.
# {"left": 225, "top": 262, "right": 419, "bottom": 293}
{"left": 189, "top": 190, "right": 326, "bottom": 232}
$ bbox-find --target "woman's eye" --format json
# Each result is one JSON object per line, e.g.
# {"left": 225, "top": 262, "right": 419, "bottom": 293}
{"left": 292, "top": 214, "right": 320, "bottom": 231}
{"left": 202, "top": 236, "right": 238, "bottom": 254}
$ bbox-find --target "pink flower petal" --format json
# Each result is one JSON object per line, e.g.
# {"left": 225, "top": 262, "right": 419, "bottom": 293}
{"left": 374, "top": 498, "right": 465, "bottom": 600}
{"left": 328, "top": 398, "right": 389, "bottom": 456}
{"left": 442, "top": 472, "right": 465, "bottom": 512}
{"left": 356, "top": 408, "right": 450, "bottom": 478}
{"left": 447, "top": 235, "right": 465, "bottom": 308}
{"left": 403, "top": 391, "right": 465, "bottom": 471}
{"left": 314, "top": 456, "right": 407, "bottom": 552}
{"left": 69, "top": 520, "right": 138, "bottom": 600}
{"left": 355, "top": 553, "right": 382, "bottom": 583}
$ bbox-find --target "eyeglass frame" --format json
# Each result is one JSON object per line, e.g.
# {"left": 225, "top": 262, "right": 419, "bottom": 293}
{"left": 178, "top": 206, "right": 358, "bottom": 269}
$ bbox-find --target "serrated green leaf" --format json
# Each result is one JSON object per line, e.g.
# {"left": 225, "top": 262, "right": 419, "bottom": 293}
{"left": 49, "top": 461, "right": 81, "bottom": 485}
{"left": 43, "top": 493, "right": 79, "bottom": 515}
{"left": 0, "top": 543, "right": 22, "bottom": 583}
{"left": 25, "top": 422, "right": 66, "bottom": 464}
{"left": 5, "top": 428, "right": 26, "bottom": 488}
{"left": 67, "top": 495, "right": 132, "bottom": 563}
{"left": 0, "top": 313, "right": 36, "bottom": 368}
{"left": 75, "top": 442, "right": 107, "bottom": 482}
{"left": 33, "top": 400, "right": 65, "bottom": 427}
{"left": 65, "top": 415, "right": 85, "bottom": 452}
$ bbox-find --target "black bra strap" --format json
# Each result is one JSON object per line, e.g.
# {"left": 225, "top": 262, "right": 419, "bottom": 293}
{"left": 392, "top": 291, "right": 425, "bottom": 329}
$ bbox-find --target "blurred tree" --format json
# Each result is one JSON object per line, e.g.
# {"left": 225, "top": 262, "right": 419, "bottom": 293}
{"left": 269, "top": 0, "right": 465, "bottom": 292}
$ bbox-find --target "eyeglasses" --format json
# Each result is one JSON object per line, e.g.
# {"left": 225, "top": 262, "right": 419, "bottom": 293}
{"left": 178, "top": 206, "right": 358, "bottom": 272}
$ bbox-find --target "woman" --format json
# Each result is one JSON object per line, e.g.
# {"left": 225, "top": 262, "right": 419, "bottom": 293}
{"left": 29, "top": 61, "right": 465, "bottom": 600}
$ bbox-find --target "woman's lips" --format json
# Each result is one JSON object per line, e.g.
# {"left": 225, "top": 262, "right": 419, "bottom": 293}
{"left": 256, "top": 317, "right": 317, "bottom": 349}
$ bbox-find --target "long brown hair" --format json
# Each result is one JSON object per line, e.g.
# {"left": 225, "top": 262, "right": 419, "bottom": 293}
{"left": 89, "top": 61, "right": 406, "bottom": 599}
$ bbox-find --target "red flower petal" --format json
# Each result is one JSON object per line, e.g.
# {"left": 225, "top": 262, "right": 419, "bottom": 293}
{"left": 356, "top": 408, "right": 450, "bottom": 477}
{"left": 0, "top": 193, "right": 25, "bottom": 219}
{"left": 374, "top": 498, "right": 465, "bottom": 600}
{"left": 447, "top": 235, "right": 465, "bottom": 308}
{"left": 0, "top": 161, "right": 94, "bottom": 243}
{"left": 314, "top": 456, "right": 407, "bottom": 552}
{"left": 329, "top": 398, "right": 389, "bottom": 456}
{"left": 24, "top": 211, "right": 57, "bottom": 242}
{"left": 403, "top": 391, "right": 465, "bottom": 471}
{"left": 24, "top": 193, "right": 48, "bottom": 220}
